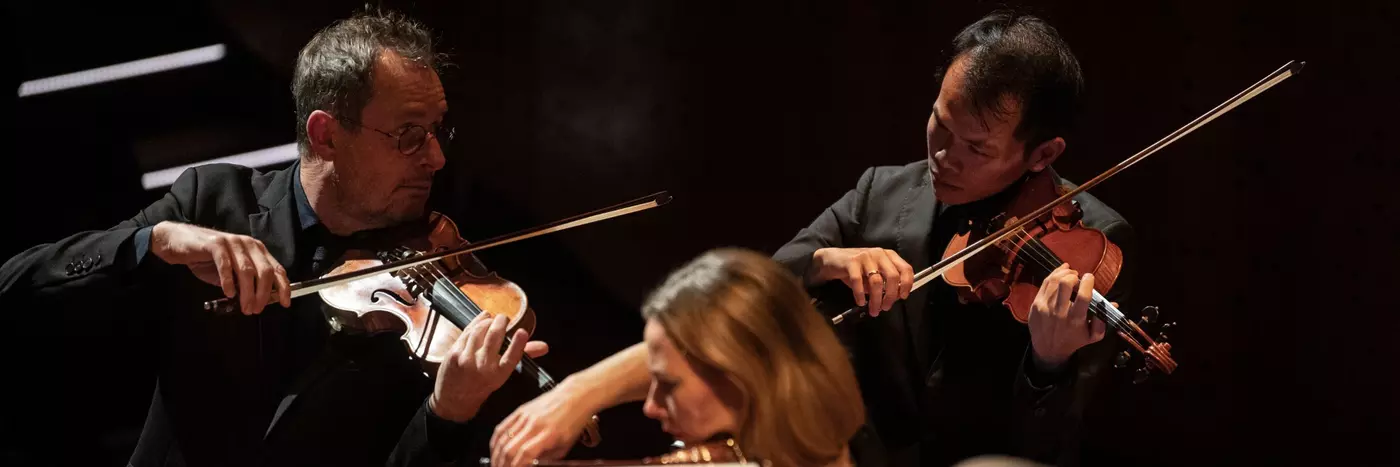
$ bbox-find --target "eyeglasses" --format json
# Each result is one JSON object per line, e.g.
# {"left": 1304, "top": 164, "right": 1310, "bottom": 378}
{"left": 338, "top": 117, "right": 455, "bottom": 156}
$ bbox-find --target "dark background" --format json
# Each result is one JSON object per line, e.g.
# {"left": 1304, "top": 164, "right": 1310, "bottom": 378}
{"left": 3, "top": 0, "right": 1397, "bottom": 465}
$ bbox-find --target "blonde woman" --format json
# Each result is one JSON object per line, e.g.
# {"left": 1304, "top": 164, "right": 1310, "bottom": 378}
{"left": 491, "top": 248, "right": 883, "bottom": 466}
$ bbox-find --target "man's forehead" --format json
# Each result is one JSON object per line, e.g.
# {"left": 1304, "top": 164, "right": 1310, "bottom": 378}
{"left": 363, "top": 52, "right": 447, "bottom": 120}
{"left": 374, "top": 49, "right": 436, "bottom": 79}
{"left": 939, "top": 96, "right": 1022, "bottom": 144}
{"left": 937, "top": 56, "right": 1022, "bottom": 138}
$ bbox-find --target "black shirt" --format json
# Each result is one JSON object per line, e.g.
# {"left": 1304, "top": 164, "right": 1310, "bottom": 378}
{"left": 913, "top": 183, "right": 1075, "bottom": 466}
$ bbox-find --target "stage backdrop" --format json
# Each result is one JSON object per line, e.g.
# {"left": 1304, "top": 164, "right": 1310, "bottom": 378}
{"left": 3, "top": 0, "right": 1397, "bottom": 465}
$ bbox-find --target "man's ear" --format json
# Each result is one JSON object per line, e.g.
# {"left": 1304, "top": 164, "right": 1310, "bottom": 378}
{"left": 306, "top": 110, "right": 339, "bottom": 159}
{"left": 1027, "top": 136, "right": 1066, "bottom": 173}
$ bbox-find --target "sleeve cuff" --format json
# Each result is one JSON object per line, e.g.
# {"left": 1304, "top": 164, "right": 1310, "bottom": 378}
{"left": 132, "top": 225, "right": 154, "bottom": 265}
{"left": 1023, "top": 347, "right": 1073, "bottom": 391}
{"left": 423, "top": 398, "right": 475, "bottom": 461}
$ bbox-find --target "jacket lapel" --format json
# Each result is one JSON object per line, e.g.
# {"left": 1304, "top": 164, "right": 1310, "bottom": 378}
{"left": 246, "top": 162, "right": 317, "bottom": 440}
{"left": 248, "top": 162, "right": 301, "bottom": 272}
{"left": 897, "top": 166, "right": 939, "bottom": 371}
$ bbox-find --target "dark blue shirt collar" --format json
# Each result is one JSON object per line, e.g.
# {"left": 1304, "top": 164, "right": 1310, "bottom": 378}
{"left": 292, "top": 164, "right": 321, "bottom": 231}
{"left": 292, "top": 164, "right": 434, "bottom": 247}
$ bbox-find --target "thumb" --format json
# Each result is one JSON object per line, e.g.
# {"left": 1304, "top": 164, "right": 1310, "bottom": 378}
{"left": 1090, "top": 317, "right": 1107, "bottom": 343}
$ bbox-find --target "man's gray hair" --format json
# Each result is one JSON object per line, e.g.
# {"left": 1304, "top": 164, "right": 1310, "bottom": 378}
{"left": 291, "top": 9, "right": 445, "bottom": 154}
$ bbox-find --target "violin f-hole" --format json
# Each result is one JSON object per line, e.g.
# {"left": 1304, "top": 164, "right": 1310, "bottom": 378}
{"left": 371, "top": 288, "right": 417, "bottom": 307}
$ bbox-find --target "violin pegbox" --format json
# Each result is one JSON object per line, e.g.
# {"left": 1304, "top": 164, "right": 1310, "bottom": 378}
{"left": 1112, "top": 305, "right": 1178, "bottom": 384}
{"left": 987, "top": 213, "right": 1008, "bottom": 233}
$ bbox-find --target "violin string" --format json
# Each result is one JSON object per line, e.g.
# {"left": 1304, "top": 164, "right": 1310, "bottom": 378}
{"left": 1010, "top": 231, "right": 1130, "bottom": 332}
{"left": 420, "top": 269, "right": 450, "bottom": 355}
{"left": 399, "top": 264, "right": 445, "bottom": 354}
{"left": 990, "top": 227, "right": 1130, "bottom": 331}
{"left": 400, "top": 260, "right": 483, "bottom": 347}
{"left": 403, "top": 265, "right": 435, "bottom": 354}
{"left": 419, "top": 262, "right": 481, "bottom": 322}
{"left": 982, "top": 225, "right": 1163, "bottom": 366}
{"left": 425, "top": 266, "right": 547, "bottom": 379}
{"left": 421, "top": 261, "right": 552, "bottom": 384}
{"left": 1001, "top": 233, "right": 1130, "bottom": 332}
{"left": 1006, "top": 230, "right": 1131, "bottom": 329}
{"left": 423, "top": 264, "right": 490, "bottom": 328}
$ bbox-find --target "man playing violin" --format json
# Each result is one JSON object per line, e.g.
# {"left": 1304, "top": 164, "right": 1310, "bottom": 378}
{"left": 488, "top": 10, "right": 1132, "bottom": 467}
{"left": 0, "top": 10, "right": 542, "bottom": 466}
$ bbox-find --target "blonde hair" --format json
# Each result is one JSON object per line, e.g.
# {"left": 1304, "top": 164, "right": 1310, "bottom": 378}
{"left": 642, "top": 248, "right": 865, "bottom": 467}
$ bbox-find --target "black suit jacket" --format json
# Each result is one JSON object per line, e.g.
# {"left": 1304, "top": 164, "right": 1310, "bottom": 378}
{"left": 773, "top": 160, "right": 1134, "bottom": 467}
{"left": 0, "top": 163, "right": 477, "bottom": 466}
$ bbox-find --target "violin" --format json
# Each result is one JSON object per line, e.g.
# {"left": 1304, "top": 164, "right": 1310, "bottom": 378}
{"left": 203, "top": 191, "right": 674, "bottom": 447}
{"left": 313, "top": 211, "right": 602, "bottom": 446}
{"left": 831, "top": 60, "right": 1306, "bottom": 381}
{"left": 942, "top": 167, "right": 1177, "bottom": 381}
{"left": 477, "top": 437, "right": 765, "bottom": 466}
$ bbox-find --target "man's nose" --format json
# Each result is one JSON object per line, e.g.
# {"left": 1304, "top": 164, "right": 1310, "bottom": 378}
{"left": 420, "top": 137, "right": 447, "bottom": 171}
{"left": 932, "top": 150, "right": 958, "bottom": 172}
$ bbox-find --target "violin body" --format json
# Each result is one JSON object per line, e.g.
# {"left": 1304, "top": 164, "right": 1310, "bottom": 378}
{"left": 317, "top": 213, "right": 536, "bottom": 364}
{"left": 942, "top": 168, "right": 1123, "bottom": 323}
{"left": 941, "top": 168, "right": 1176, "bottom": 379}
{"left": 314, "top": 211, "right": 601, "bottom": 446}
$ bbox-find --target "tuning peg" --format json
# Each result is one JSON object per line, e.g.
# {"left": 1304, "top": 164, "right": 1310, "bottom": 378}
{"left": 985, "top": 214, "right": 1007, "bottom": 233}
{"left": 1161, "top": 321, "right": 1176, "bottom": 331}
{"left": 1156, "top": 333, "right": 1169, "bottom": 343}
{"left": 1133, "top": 367, "right": 1151, "bottom": 384}
{"left": 1139, "top": 306, "right": 1159, "bottom": 325}
{"left": 1114, "top": 351, "right": 1132, "bottom": 368}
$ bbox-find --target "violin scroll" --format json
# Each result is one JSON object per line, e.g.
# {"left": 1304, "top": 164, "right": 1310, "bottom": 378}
{"left": 1111, "top": 305, "right": 1178, "bottom": 383}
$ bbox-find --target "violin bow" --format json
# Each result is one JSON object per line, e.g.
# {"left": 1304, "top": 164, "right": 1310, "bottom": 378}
{"left": 205, "top": 191, "right": 673, "bottom": 313}
{"left": 477, "top": 438, "right": 762, "bottom": 466}
{"left": 832, "top": 60, "right": 1305, "bottom": 325}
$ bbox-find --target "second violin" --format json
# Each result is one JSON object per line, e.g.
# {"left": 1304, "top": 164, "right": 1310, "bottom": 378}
{"left": 830, "top": 60, "right": 1306, "bottom": 380}
{"left": 941, "top": 167, "right": 1176, "bottom": 381}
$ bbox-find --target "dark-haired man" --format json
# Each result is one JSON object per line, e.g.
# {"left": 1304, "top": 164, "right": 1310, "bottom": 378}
{"left": 0, "top": 11, "right": 538, "bottom": 467}
{"left": 770, "top": 11, "right": 1132, "bottom": 466}
{"left": 487, "top": 11, "right": 1130, "bottom": 467}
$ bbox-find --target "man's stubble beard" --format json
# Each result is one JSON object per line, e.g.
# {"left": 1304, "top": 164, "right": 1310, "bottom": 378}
{"left": 334, "top": 170, "right": 427, "bottom": 231}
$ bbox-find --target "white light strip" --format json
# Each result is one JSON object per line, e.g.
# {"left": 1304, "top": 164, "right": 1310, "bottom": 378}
{"left": 19, "top": 44, "right": 227, "bottom": 97}
{"left": 141, "top": 143, "right": 299, "bottom": 190}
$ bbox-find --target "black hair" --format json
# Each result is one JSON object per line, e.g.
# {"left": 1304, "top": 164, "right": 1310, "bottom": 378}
{"left": 945, "top": 10, "right": 1084, "bottom": 153}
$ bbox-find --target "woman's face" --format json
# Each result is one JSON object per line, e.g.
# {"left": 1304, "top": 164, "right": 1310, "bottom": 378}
{"left": 641, "top": 319, "right": 741, "bottom": 444}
